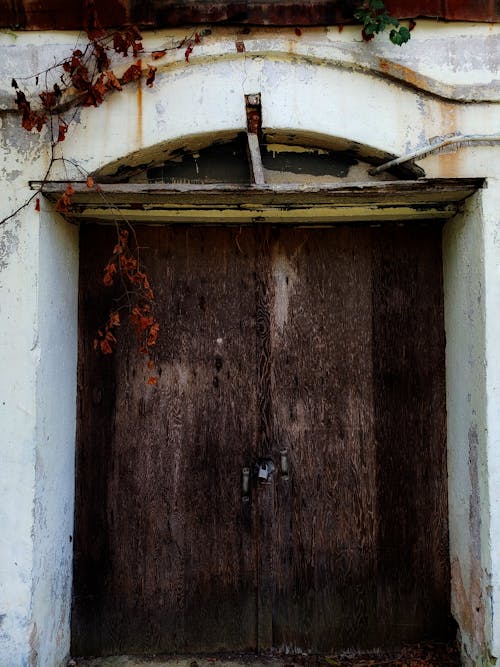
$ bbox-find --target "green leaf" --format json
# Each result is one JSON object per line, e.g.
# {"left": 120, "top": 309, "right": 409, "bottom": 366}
{"left": 398, "top": 26, "right": 411, "bottom": 42}
{"left": 370, "top": 0, "right": 385, "bottom": 9}
{"left": 389, "top": 29, "right": 403, "bottom": 45}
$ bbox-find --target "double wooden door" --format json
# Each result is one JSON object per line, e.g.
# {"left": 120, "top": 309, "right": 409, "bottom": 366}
{"left": 73, "top": 223, "right": 451, "bottom": 656}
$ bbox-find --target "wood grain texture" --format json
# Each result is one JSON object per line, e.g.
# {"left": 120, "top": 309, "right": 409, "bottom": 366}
{"left": 74, "top": 226, "right": 260, "bottom": 655}
{"left": 74, "top": 223, "right": 450, "bottom": 656}
{"left": 371, "top": 224, "right": 451, "bottom": 644}
{"left": 271, "top": 228, "right": 378, "bottom": 652}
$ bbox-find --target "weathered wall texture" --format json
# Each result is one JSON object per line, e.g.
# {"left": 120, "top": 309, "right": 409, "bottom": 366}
{"left": 0, "top": 20, "right": 499, "bottom": 667}
{"left": 443, "top": 190, "right": 490, "bottom": 665}
{"left": 0, "top": 106, "right": 78, "bottom": 665}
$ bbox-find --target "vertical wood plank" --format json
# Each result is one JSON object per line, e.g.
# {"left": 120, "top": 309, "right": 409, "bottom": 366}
{"left": 371, "top": 223, "right": 451, "bottom": 645}
{"left": 270, "top": 227, "right": 378, "bottom": 652}
{"left": 254, "top": 226, "right": 275, "bottom": 651}
{"left": 73, "top": 225, "right": 260, "bottom": 655}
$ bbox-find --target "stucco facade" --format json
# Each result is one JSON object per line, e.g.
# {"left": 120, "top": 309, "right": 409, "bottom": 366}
{"left": 0, "top": 18, "right": 499, "bottom": 667}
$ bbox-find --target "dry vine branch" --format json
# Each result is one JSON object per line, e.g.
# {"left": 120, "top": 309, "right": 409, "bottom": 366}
{"left": 1, "top": 0, "right": 413, "bottom": 375}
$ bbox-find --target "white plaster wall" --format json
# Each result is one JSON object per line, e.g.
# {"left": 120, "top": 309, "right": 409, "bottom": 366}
{"left": 443, "top": 190, "right": 491, "bottom": 665}
{"left": 0, "top": 114, "right": 49, "bottom": 666}
{"left": 0, "top": 21, "right": 499, "bottom": 667}
{"left": 0, "top": 111, "right": 78, "bottom": 666}
{"left": 31, "top": 203, "right": 79, "bottom": 667}
{"left": 482, "top": 179, "right": 500, "bottom": 658}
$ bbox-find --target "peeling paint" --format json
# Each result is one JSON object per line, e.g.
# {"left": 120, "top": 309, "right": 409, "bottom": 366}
{"left": 0, "top": 227, "right": 19, "bottom": 272}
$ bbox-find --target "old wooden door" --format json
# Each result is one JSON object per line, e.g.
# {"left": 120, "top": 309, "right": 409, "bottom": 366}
{"left": 73, "top": 223, "right": 451, "bottom": 656}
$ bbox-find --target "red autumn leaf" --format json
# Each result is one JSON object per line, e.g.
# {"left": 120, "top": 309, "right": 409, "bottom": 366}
{"left": 147, "top": 321, "right": 159, "bottom": 347}
{"left": 184, "top": 44, "right": 194, "bottom": 62}
{"left": 71, "top": 64, "right": 91, "bottom": 91}
{"left": 409, "top": 19, "right": 417, "bottom": 31}
{"left": 194, "top": 32, "right": 201, "bottom": 44}
{"left": 100, "top": 339, "right": 113, "bottom": 354}
{"left": 105, "top": 70, "right": 122, "bottom": 91}
{"left": 103, "top": 261, "right": 117, "bottom": 286}
{"left": 105, "top": 329, "right": 117, "bottom": 343}
{"left": 93, "top": 73, "right": 107, "bottom": 97}
{"left": 113, "top": 28, "right": 143, "bottom": 57}
{"left": 146, "top": 376, "right": 158, "bottom": 385}
{"left": 35, "top": 198, "right": 40, "bottom": 212}
{"left": 86, "top": 175, "right": 94, "bottom": 188}
{"left": 361, "top": 28, "right": 375, "bottom": 42}
{"left": 108, "top": 310, "right": 120, "bottom": 328}
{"left": 152, "top": 49, "right": 166, "bottom": 60}
{"left": 121, "top": 61, "right": 142, "bottom": 85}
{"left": 39, "top": 90, "right": 58, "bottom": 109}
{"left": 338, "top": 23, "right": 344, "bottom": 33}
{"left": 93, "top": 41, "right": 110, "bottom": 71}
{"left": 146, "top": 64, "right": 157, "bottom": 87}
{"left": 55, "top": 184, "right": 75, "bottom": 212}
{"left": 15, "top": 90, "right": 47, "bottom": 132}
{"left": 57, "top": 123, "right": 68, "bottom": 142}
{"left": 294, "top": 27, "right": 302, "bottom": 36}
{"left": 112, "top": 31, "right": 129, "bottom": 57}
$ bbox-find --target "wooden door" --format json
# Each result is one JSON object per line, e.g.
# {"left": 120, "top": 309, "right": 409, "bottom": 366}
{"left": 73, "top": 223, "right": 451, "bottom": 656}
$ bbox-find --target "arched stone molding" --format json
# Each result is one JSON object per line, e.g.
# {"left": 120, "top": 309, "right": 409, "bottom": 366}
{"left": 48, "top": 49, "right": 499, "bottom": 183}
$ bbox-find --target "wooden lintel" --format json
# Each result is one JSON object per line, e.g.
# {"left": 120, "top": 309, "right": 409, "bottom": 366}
{"left": 36, "top": 179, "right": 483, "bottom": 201}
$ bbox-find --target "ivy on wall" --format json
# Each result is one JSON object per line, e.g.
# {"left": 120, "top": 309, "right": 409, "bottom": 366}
{"left": 355, "top": 0, "right": 414, "bottom": 44}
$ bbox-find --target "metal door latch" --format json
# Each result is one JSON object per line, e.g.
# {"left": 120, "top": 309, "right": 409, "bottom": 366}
{"left": 256, "top": 459, "right": 275, "bottom": 483}
{"left": 280, "top": 448, "right": 289, "bottom": 479}
{"left": 242, "top": 467, "right": 250, "bottom": 502}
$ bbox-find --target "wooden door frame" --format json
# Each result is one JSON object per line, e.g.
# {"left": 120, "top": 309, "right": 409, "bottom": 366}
{"left": 40, "top": 175, "right": 489, "bottom": 660}
{"left": 39, "top": 178, "right": 482, "bottom": 225}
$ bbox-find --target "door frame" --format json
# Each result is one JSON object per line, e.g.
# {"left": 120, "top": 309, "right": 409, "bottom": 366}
{"left": 53, "top": 174, "right": 483, "bottom": 656}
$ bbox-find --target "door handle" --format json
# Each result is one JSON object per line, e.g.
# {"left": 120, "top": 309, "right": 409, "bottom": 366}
{"left": 280, "top": 448, "right": 289, "bottom": 479}
{"left": 242, "top": 467, "right": 250, "bottom": 502}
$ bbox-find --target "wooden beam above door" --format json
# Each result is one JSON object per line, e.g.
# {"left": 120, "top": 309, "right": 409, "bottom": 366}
{"left": 36, "top": 178, "right": 483, "bottom": 224}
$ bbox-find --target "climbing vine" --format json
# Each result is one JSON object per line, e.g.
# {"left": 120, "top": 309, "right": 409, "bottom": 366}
{"left": 3, "top": 1, "right": 209, "bottom": 379}
{"left": 1, "top": 0, "right": 413, "bottom": 375}
{"left": 355, "top": 0, "right": 415, "bottom": 44}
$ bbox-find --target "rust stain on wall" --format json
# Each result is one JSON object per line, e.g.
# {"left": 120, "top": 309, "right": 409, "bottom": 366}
{"left": 450, "top": 423, "right": 487, "bottom": 661}
{"left": 439, "top": 102, "right": 461, "bottom": 177}
{"left": 378, "top": 58, "right": 430, "bottom": 93}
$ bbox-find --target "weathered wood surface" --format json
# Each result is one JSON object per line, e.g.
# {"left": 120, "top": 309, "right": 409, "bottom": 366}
{"left": 271, "top": 228, "right": 378, "bottom": 650}
{"left": 74, "top": 226, "right": 260, "bottom": 654}
{"left": 38, "top": 179, "right": 482, "bottom": 224}
{"left": 3, "top": 0, "right": 497, "bottom": 31}
{"left": 74, "top": 222, "right": 451, "bottom": 656}
{"left": 39, "top": 179, "right": 482, "bottom": 206}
